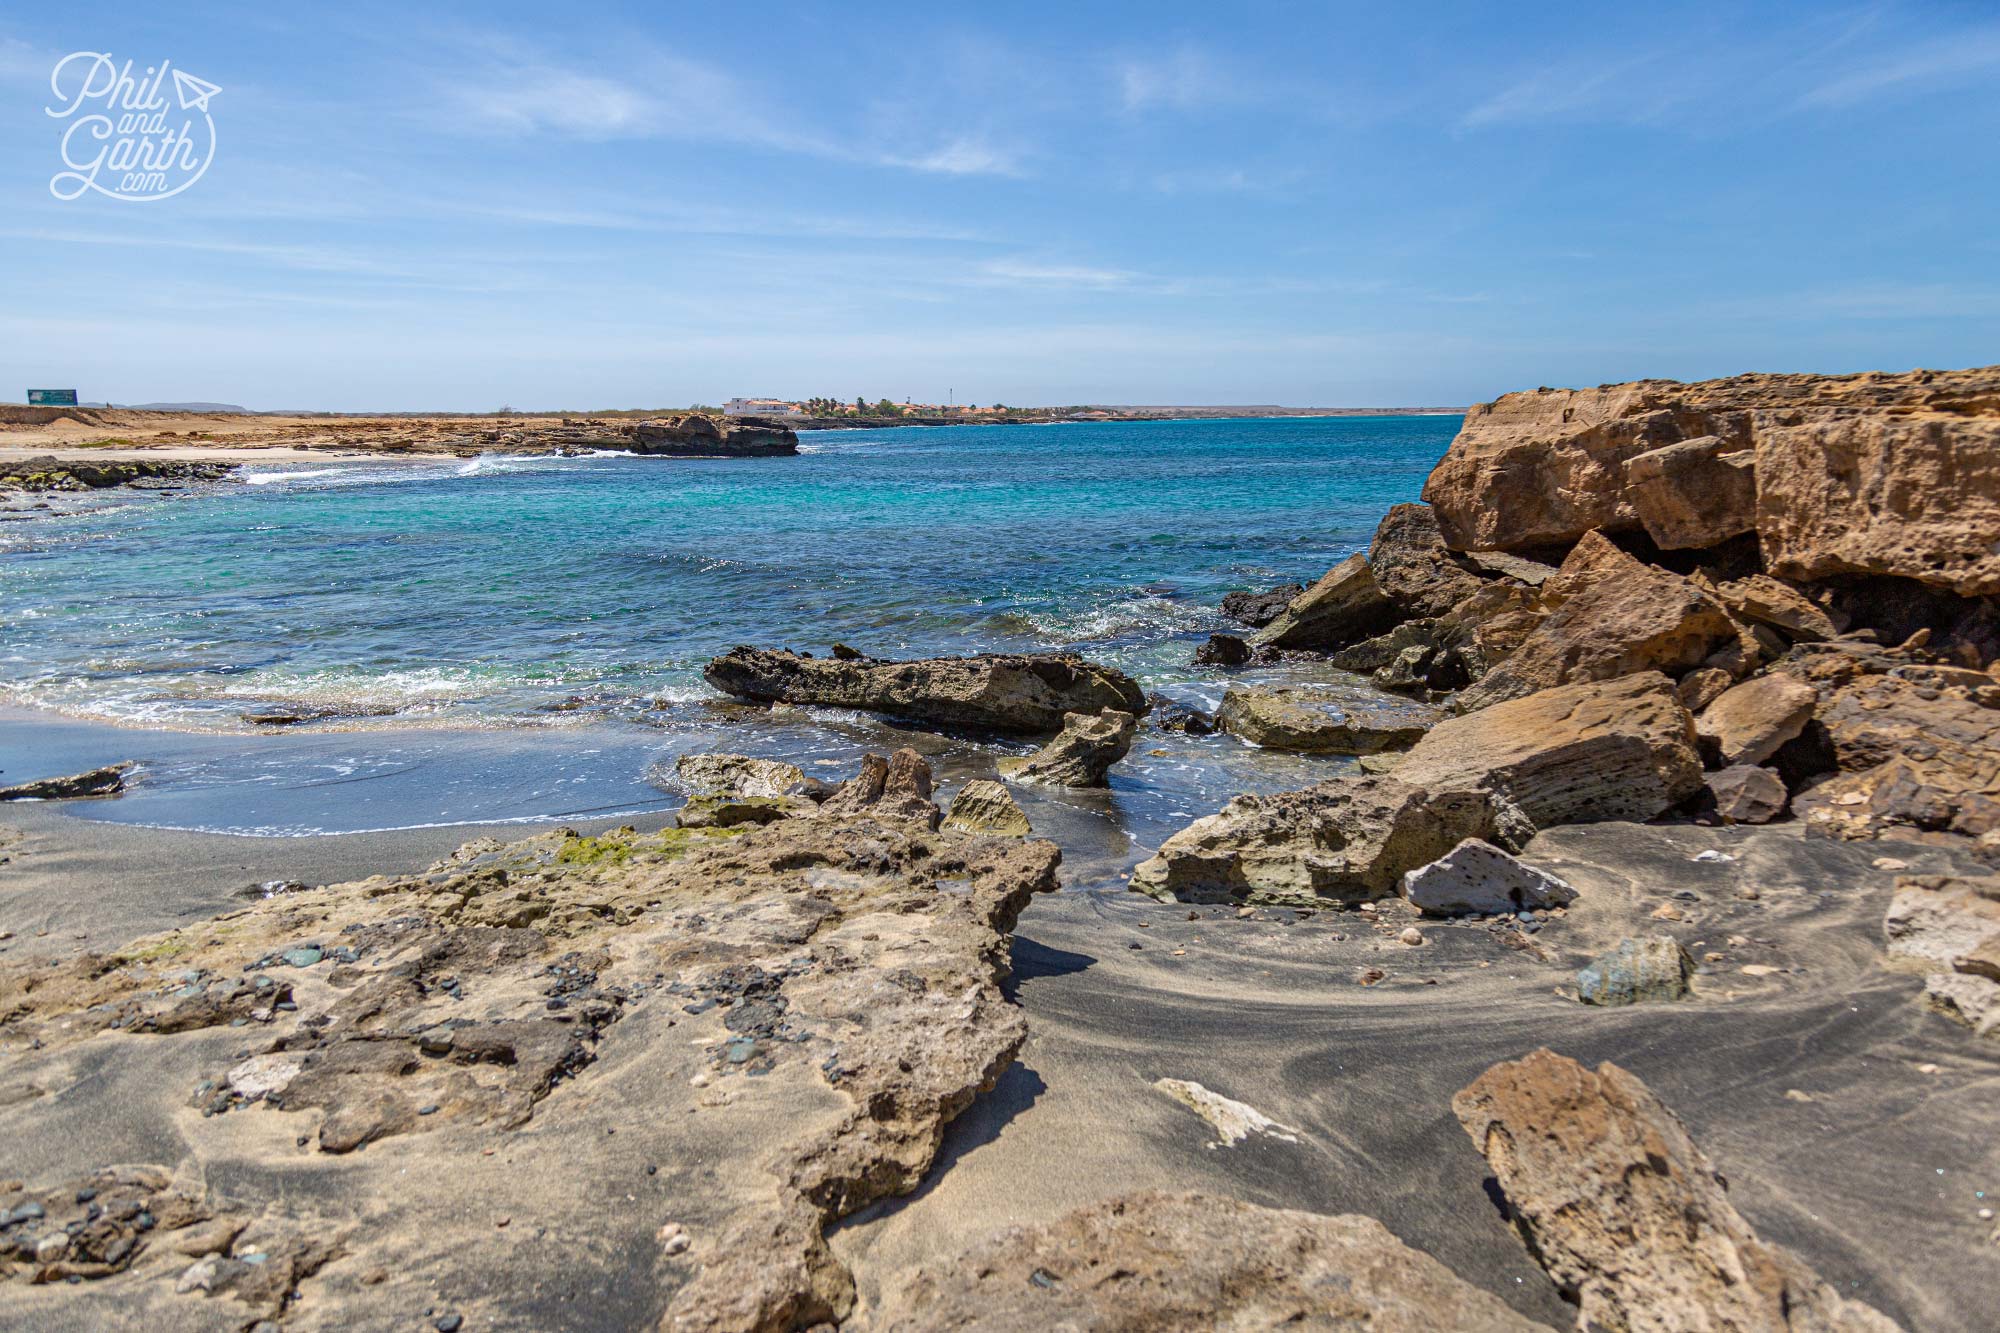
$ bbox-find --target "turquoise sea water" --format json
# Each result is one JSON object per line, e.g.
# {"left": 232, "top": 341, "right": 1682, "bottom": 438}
{"left": 1, "top": 415, "right": 1456, "bottom": 845}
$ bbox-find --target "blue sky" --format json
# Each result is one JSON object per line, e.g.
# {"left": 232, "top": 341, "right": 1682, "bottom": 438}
{"left": 2, "top": 1, "right": 1996, "bottom": 410}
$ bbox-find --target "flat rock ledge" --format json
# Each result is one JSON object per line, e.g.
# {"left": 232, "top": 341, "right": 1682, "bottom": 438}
{"left": 703, "top": 647, "right": 1148, "bottom": 734}
{"left": 0, "top": 810, "right": 1059, "bottom": 1330}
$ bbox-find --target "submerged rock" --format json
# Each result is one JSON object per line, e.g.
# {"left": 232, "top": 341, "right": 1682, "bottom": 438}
{"left": 1400, "top": 839, "right": 1577, "bottom": 916}
{"left": 1454, "top": 1050, "right": 1898, "bottom": 1332}
{"left": 942, "top": 780, "right": 1032, "bottom": 837}
{"left": 999, "top": 709, "right": 1136, "bottom": 787}
{"left": 1575, "top": 935, "right": 1695, "bottom": 1006}
{"left": 0, "top": 763, "right": 131, "bottom": 801}
{"left": 702, "top": 647, "right": 1147, "bottom": 734}
{"left": 880, "top": 1191, "right": 1552, "bottom": 1331}
{"left": 1217, "top": 684, "right": 1439, "bottom": 754}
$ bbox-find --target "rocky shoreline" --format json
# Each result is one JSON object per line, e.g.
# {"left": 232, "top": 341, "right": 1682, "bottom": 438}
{"left": 3, "top": 364, "right": 1998, "bottom": 1329}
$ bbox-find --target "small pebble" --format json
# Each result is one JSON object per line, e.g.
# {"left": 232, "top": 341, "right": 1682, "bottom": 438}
{"left": 1399, "top": 927, "right": 1424, "bottom": 947}
{"left": 435, "top": 1317, "right": 463, "bottom": 1333}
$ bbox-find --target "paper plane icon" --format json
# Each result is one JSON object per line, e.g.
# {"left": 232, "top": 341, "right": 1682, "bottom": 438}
{"left": 172, "top": 69, "right": 221, "bottom": 112}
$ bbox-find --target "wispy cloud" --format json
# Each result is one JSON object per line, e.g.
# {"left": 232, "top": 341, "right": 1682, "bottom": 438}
{"left": 434, "top": 45, "right": 1025, "bottom": 177}
{"left": 977, "top": 259, "right": 1141, "bottom": 290}
{"left": 1796, "top": 27, "right": 2000, "bottom": 107}
{"left": 1115, "top": 47, "right": 1244, "bottom": 113}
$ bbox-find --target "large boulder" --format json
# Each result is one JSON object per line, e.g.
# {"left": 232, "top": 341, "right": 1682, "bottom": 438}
{"left": 1453, "top": 1050, "right": 1899, "bottom": 1332}
{"left": 998, "top": 709, "right": 1136, "bottom": 787}
{"left": 1696, "top": 673, "right": 1818, "bottom": 767}
{"left": 1366, "top": 502, "right": 1490, "bottom": 617}
{"left": 1455, "top": 532, "right": 1735, "bottom": 710}
{"left": 1249, "top": 555, "right": 1400, "bottom": 651}
{"left": 1129, "top": 775, "right": 1499, "bottom": 907}
{"left": 702, "top": 648, "right": 1146, "bottom": 734}
{"left": 1712, "top": 574, "right": 1841, "bottom": 643}
{"left": 879, "top": 1192, "right": 1552, "bottom": 1331}
{"left": 1757, "top": 413, "right": 2000, "bottom": 597}
{"left": 1216, "top": 685, "right": 1439, "bottom": 754}
{"left": 1397, "top": 672, "right": 1705, "bottom": 830}
{"left": 1622, "top": 435, "right": 1758, "bottom": 550}
{"left": 1792, "top": 668, "right": 2000, "bottom": 841}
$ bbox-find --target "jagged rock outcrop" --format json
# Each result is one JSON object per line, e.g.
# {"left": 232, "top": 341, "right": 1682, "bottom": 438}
{"left": 1397, "top": 672, "right": 1705, "bottom": 829}
{"left": 0, "top": 815, "right": 1060, "bottom": 1329}
{"left": 998, "top": 709, "right": 1136, "bottom": 787}
{"left": 1129, "top": 775, "right": 1500, "bottom": 906}
{"left": 1455, "top": 533, "right": 1736, "bottom": 710}
{"left": 702, "top": 648, "right": 1147, "bottom": 734}
{"left": 1216, "top": 685, "right": 1439, "bottom": 754}
{"left": 1421, "top": 365, "right": 2000, "bottom": 567}
{"left": 1366, "top": 502, "right": 1490, "bottom": 617}
{"left": 818, "top": 748, "right": 943, "bottom": 826}
{"left": 1454, "top": 1050, "right": 1899, "bottom": 1331}
{"left": 881, "top": 1191, "right": 1553, "bottom": 1331}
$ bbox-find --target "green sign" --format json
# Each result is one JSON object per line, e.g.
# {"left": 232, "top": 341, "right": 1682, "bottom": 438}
{"left": 27, "top": 389, "right": 78, "bottom": 406}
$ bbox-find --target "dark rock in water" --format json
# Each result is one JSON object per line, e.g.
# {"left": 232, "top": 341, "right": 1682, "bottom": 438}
{"left": 1454, "top": 1050, "right": 1898, "bottom": 1332}
{"left": 240, "top": 702, "right": 399, "bottom": 727}
{"left": 1575, "top": 935, "right": 1694, "bottom": 1005}
{"left": 999, "top": 710, "right": 1137, "bottom": 788}
{"left": 1150, "top": 699, "right": 1217, "bottom": 735}
{"left": 703, "top": 647, "right": 1147, "bottom": 734}
{"left": 880, "top": 1191, "right": 1549, "bottom": 1330}
{"left": 1704, "top": 764, "right": 1788, "bottom": 825}
{"left": 624, "top": 414, "right": 797, "bottom": 457}
{"left": 0, "top": 763, "right": 131, "bottom": 801}
{"left": 1219, "top": 583, "right": 1303, "bottom": 628}
{"left": 0, "top": 455, "right": 235, "bottom": 493}
{"left": 1192, "top": 632, "right": 1252, "bottom": 667}
{"left": 829, "top": 643, "right": 864, "bottom": 660}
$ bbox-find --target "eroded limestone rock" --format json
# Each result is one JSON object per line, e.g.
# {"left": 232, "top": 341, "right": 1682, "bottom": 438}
{"left": 942, "top": 780, "right": 1031, "bottom": 837}
{"left": 998, "top": 709, "right": 1136, "bottom": 788}
{"left": 1697, "top": 673, "right": 1818, "bottom": 767}
{"left": 1217, "top": 685, "right": 1439, "bottom": 754}
{"left": 702, "top": 647, "right": 1146, "bottom": 734}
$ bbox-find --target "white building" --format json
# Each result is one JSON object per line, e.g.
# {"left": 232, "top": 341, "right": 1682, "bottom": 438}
{"left": 723, "top": 397, "right": 804, "bottom": 417}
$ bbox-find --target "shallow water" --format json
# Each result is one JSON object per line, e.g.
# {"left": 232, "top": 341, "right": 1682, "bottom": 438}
{"left": 1, "top": 416, "right": 1455, "bottom": 853}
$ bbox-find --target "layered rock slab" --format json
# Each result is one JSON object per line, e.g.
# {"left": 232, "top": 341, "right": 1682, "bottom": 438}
{"left": 1217, "top": 684, "right": 1439, "bottom": 754}
{"left": 879, "top": 1191, "right": 1553, "bottom": 1331}
{"left": 1453, "top": 1049, "right": 1899, "bottom": 1332}
{"left": 0, "top": 814, "right": 1060, "bottom": 1330}
{"left": 703, "top": 648, "right": 1146, "bottom": 734}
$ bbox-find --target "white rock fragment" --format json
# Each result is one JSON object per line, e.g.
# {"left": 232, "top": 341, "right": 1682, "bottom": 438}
{"left": 1400, "top": 839, "right": 1576, "bottom": 916}
{"left": 1153, "top": 1078, "right": 1300, "bottom": 1148}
